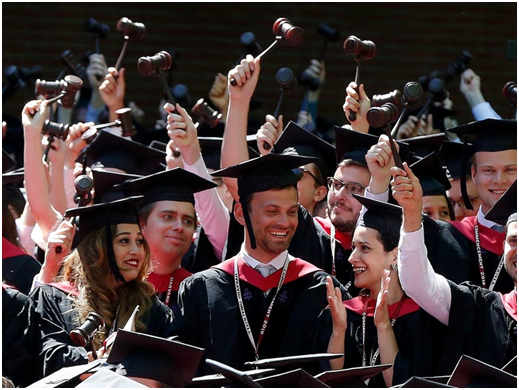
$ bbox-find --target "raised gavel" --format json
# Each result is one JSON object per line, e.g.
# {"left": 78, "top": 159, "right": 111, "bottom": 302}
{"left": 114, "top": 17, "right": 145, "bottom": 70}
{"left": 60, "top": 50, "right": 87, "bottom": 80}
{"left": 264, "top": 67, "right": 297, "bottom": 151}
{"left": 81, "top": 107, "right": 135, "bottom": 144}
{"left": 70, "top": 312, "right": 105, "bottom": 359}
{"left": 73, "top": 173, "right": 94, "bottom": 207}
{"left": 371, "top": 89, "right": 402, "bottom": 108}
{"left": 366, "top": 103, "right": 400, "bottom": 129}
{"left": 3, "top": 65, "right": 42, "bottom": 99}
{"left": 443, "top": 50, "right": 472, "bottom": 83}
{"left": 41, "top": 120, "right": 70, "bottom": 162}
{"left": 138, "top": 51, "right": 174, "bottom": 103}
{"left": 192, "top": 98, "right": 223, "bottom": 129}
{"left": 343, "top": 35, "right": 376, "bottom": 122}
{"left": 84, "top": 18, "right": 109, "bottom": 54}
{"left": 230, "top": 17, "right": 303, "bottom": 86}
{"left": 35, "top": 75, "right": 83, "bottom": 109}
{"left": 502, "top": 81, "right": 517, "bottom": 108}
{"left": 317, "top": 22, "right": 340, "bottom": 60}
{"left": 240, "top": 32, "right": 263, "bottom": 57}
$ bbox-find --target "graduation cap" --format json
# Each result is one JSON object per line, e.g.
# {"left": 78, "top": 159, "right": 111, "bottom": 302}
{"left": 393, "top": 375, "right": 453, "bottom": 388}
{"left": 314, "top": 364, "right": 392, "bottom": 388}
{"left": 272, "top": 121, "right": 337, "bottom": 182}
{"left": 211, "top": 153, "right": 317, "bottom": 249}
{"left": 91, "top": 169, "right": 141, "bottom": 204}
{"left": 26, "top": 360, "right": 104, "bottom": 388}
{"left": 115, "top": 167, "right": 217, "bottom": 209}
{"left": 446, "top": 354, "right": 517, "bottom": 388}
{"left": 409, "top": 152, "right": 451, "bottom": 196}
{"left": 64, "top": 196, "right": 144, "bottom": 283}
{"left": 438, "top": 140, "right": 473, "bottom": 180}
{"left": 2, "top": 167, "right": 24, "bottom": 186}
{"left": 448, "top": 119, "right": 517, "bottom": 209}
{"left": 401, "top": 132, "right": 450, "bottom": 159}
{"left": 136, "top": 128, "right": 170, "bottom": 147}
{"left": 190, "top": 368, "right": 276, "bottom": 387}
{"left": 198, "top": 136, "right": 225, "bottom": 171}
{"left": 334, "top": 126, "right": 410, "bottom": 166}
{"left": 485, "top": 180, "right": 517, "bottom": 227}
{"left": 106, "top": 329, "right": 205, "bottom": 388}
{"left": 502, "top": 356, "right": 517, "bottom": 376}
{"left": 76, "top": 130, "right": 166, "bottom": 175}
{"left": 254, "top": 368, "right": 329, "bottom": 388}
{"left": 204, "top": 359, "right": 262, "bottom": 388}
{"left": 244, "top": 352, "right": 343, "bottom": 373}
{"left": 149, "top": 140, "right": 168, "bottom": 152}
{"left": 352, "top": 194, "right": 403, "bottom": 242}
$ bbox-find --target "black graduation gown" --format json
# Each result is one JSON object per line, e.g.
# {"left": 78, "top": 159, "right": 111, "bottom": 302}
{"left": 147, "top": 267, "right": 193, "bottom": 317}
{"left": 2, "top": 237, "right": 41, "bottom": 295}
{"left": 29, "top": 282, "right": 177, "bottom": 379}
{"left": 224, "top": 205, "right": 334, "bottom": 270}
{"left": 182, "top": 224, "right": 223, "bottom": 273}
{"left": 2, "top": 284, "right": 39, "bottom": 387}
{"left": 312, "top": 296, "right": 449, "bottom": 387}
{"left": 175, "top": 256, "right": 350, "bottom": 375}
{"left": 441, "top": 281, "right": 517, "bottom": 370}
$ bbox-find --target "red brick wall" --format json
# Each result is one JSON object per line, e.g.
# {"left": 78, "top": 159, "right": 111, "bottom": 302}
{"left": 3, "top": 2, "right": 517, "bottom": 131}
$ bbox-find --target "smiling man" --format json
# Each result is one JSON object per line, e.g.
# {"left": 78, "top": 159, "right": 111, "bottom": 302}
{"left": 173, "top": 153, "right": 348, "bottom": 375}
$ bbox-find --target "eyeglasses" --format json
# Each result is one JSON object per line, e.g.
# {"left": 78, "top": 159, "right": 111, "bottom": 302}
{"left": 292, "top": 167, "right": 324, "bottom": 186}
{"left": 326, "top": 177, "right": 365, "bottom": 195}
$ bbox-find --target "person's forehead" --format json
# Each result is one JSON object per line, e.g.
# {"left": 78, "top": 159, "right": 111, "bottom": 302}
{"left": 150, "top": 200, "right": 195, "bottom": 214}
{"left": 474, "top": 150, "right": 518, "bottom": 165}
{"left": 334, "top": 164, "right": 370, "bottom": 181}
{"left": 250, "top": 187, "right": 298, "bottom": 203}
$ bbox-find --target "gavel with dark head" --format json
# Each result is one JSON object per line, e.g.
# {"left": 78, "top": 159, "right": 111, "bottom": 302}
{"left": 84, "top": 18, "right": 109, "bottom": 54}
{"left": 61, "top": 50, "right": 87, "bottom": 80}
{"left": 114, "top": 17, "right": 146, "bottom": 70}
{"left": 171, "top": 84, "right": 190, "bottom": 107}
{"left": 240, "top": 32, "right": 263, "bottom": 57}
{"left": 36, "top": 75, "right": 83, "bottom": 109}
{"left": 230, "top": 17, "right": 303, "bottom": 86}
{"left": 371, "top": 89, "right": 402, "bottom": 108}
{"left": 73, "top": 173, "right": 94, "bottom": 207}
{"left": 502, "top": 81, "right": 517, "bottom": 108}
{"left": 192, "top": 98, "right": 223, "bottom": 129}
{"left": 443, "top": 50, "right": 472, "bottom": 83}
{"left": 138, "top": 51, "right": 174, "bottom": 103}
{"left": 317, "top": 22, "right": 340, "bottom": 60}
{"left": 41, "top": 120, "right": 70, "bottom": 163}
{"left": 81, "top": 107, "right": 135, "bottom": 144}
{"left": 343, "top": 35, "right": 376, "bottom": 122}
{"left": 3, "top": 65, "right": 42, "bottom": 99}
{"left": 367, "top": 103, "right": 400, "bottom": 129}
{"left": 70, "top": 312, "right": 105, "bottom": 358}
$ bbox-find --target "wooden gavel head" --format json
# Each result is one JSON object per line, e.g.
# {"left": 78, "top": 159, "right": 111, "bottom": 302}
{"left": 61, "top": 50, "right": 87, "bottom": 79}
{"left": 137, "top": 51, "right": 172, "bottom": 77}
{"left": 276, "top": 67, "right": 296, "bottom": 94}
{"left": 502, "top": 81, "right": 517, "bottom": 107}
{"left": 240, "top": 31, "right": 263, "bottom": 57}
{"left": 42, "top": 120, "right": 69, "bottom": 141}
{"left": 402, "top": 82, "right": 423, "bottom": 107}
{"left": 343, "top": 35, "right": 376, "bottom": 60}
{"left": 59, "top": 75, "right": 83, "bottom": 109}
{"left": 117, "top": 17, "right": 145, "bottom": 41}
{"left": 35, "top": 79, "right": 65, "bottom": 99}
{"left": 372, "top": 89, "right": 402, "bottom": 108}
{"left": 428, "top": 78, "right": 448, "bottom": 102}
{"left": 367, "top": 103, "right": 400, "bottom": 128}
{"left": 192, "top": 98, "right": 222, "bottom": 128}
{"left": 318, "top": 22, "right": 340, "bottom": 42}
{"left": 84, "top": 18, "right": 109, "bottom": 38}
{"left": 115, "top": 107, "right": 136, "bottom": 137}
{"left": 273, "top": 18, "right": 304, "bottom": 47}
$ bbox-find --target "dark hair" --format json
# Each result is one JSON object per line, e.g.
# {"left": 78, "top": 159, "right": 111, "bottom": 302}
{"left": 376, "top": 230, "right": 399, "bottom": 252}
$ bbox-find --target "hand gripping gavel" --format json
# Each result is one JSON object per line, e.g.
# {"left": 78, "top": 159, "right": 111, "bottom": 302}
{"left": 35, "top": 75, "right": 83, "bottom": 109}
{"left": 502, "top": 81, "right": 517, "bottom": 108}
{"left": 114, "top": 17, "right": 146, "bottom": 70}
{"left": 70, "top": 312, "right": 105, "bottom": 359}
{"left": 138, "top": 51, "right": 174, "bottom": 103}
{"left": 84, "top": 18, "right": 109, "bottom": 54}
{"left": 263, "top": 67, "right": 297, "bottom": 151}
{"left": 414, "top": 77, "right": 448, "bottom": 120}
{"left": 343, "top": 35, "right": 376, "bottom": 122}
{"left": 81, "top": 107, "right": 135, "bottom": 144}
{"left": 41, "top": 120, "right": 70, "bottom": 163}
{"left": 230, "top": 17, "right": 303, "bottom": 86}
{"left": 192, "top": 98, "right": 223, "bottom": 129}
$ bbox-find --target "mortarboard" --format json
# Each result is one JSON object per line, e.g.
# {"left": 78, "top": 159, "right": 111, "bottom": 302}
{"left": 198, "top": 136, "right": 225, "bottom": 171}
{"left": 212, "top": 153, "right": 317, "bottom": 249}
{"left": 2, "top": 167, "right": 24, "bottom": 186}
{"left": 204, "top": 358, "right": 262, "bottom": 388}
{"left": 401, "top": 132, "right": 450, "bottom": 159}
{"left": 446, "top": 354, "right": 517, "bottom": 388}
{"left": 106, "top": 329, "right": 205, "bottom": 388}
{"left": 485, "top": 180, "right": 517, "bottom": 227}
{"left": 244, "top": 353, "right": 343, "bottom": 374}
{"left": 254, "top": 368, "right": 329, "bottom": 388}
{"left": 26, "top": 360, "right": 104, "bottom": 388}
{"left": 149, "top": 140, "right": 168, "bottom": 152}
{"left": 190, "top": 368, "right": 276, "bottom": 388}
{"left": 502, "top": 356, "right": 517, "bottom": 376}
{"left": 352, "top": 194, "right": 403, "bottom": 242}
{"left": 409, "top": 152, "right": 451, "bottom": 196}
{"left": 437, "top": 140, "right": 473, "bottom": 180}
{"left": 76, "top": 130, "right": 166, "bottom": 175}
{"left": 91, "top": 169, "right": 141, "bottom": 204}
{"left": 136, "top": 128, "right": 170, "bottom": 147}
{"left": 314, "top": 364, "right": 392, "bottom": 388}
{"left": 272, "top": 121, "right": 337, "bottom": 181}
{"left": 64, "top": 196, "right": 144, "bottom": 283}
{"left": 393, "top": 375, "right": 453, "bottom": 388}
{"left": 334, "top": 126, "right": 410, "bottom": 166}
{"left": 115, "top": 167, "right": 217, "bottom": 209}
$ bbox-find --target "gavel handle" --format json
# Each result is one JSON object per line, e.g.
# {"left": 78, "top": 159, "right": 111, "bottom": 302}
{"left": 90, "top": 339, "right": 98, "bottom": 360}
{"left": 230, "top": 39, "right": 281, "bottom": 86}
{"left": 46, "top": 91, "right": 66, "bottom": 106}
{"left": 263, "top": 93, "right": 285, "bottom": 151}
{"left": 160, "top": 74, "right": 174, "bottom": 103}
{"left": 348, "top": 62, "right": 361, "bottom": 122}
{"left": 114, "top": 37, "right": 129, "bottom": 71}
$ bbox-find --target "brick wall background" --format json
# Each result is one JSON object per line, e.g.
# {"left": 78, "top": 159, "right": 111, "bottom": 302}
{"left": 3, "top": 2, "right": 517, "bottom": 135}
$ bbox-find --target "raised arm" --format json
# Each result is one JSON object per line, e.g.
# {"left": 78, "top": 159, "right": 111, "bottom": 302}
{"left": 391, "top": 163, "right": 451, "bottom": 325}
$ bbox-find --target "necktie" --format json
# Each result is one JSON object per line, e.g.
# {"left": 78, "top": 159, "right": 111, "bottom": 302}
{"left": 256, "top": 264, "right": 276, "bottom": 277}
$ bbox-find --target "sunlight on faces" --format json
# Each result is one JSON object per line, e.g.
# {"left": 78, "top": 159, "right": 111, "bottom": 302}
{"left": 140, "top": 200, "right": 196, "bottom": 260}
{"left": 349, "top": 225, "right": 395, "bottom": 294}
{"left": 247, "top": 187, "right": 299, "bottom": 256}
{"left": 423, "top": 195, "right": 452, "bottom": 221}
{"left": 472, "top": 150, "right": 517, "bottom": 214}
{"left": 504, "top": 221, "right": 517, "bottom": 285}
{"left": 113, "top": 223, "right": 146, "bottom": 282}
{"left": 327, "top": 165, "right": 370, "bottom": 233}
{"left": 296, "top": 163, "right": 326, "bottom": 213}
{"left": 447, "top": 177, "right": 481, "bottom": 221}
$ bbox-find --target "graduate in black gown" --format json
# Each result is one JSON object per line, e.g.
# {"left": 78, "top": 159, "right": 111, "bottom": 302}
{"left": 29, "top": 197, "right": 176, "bottom": 381}
{"left": 314, "top": 196, "right": 448, "bottom": 387}
{"left": 175, "top": 153, "right": 349, "bottom": 375}
{"left": 393, "top": 161, "right": 517, "bottom": 371}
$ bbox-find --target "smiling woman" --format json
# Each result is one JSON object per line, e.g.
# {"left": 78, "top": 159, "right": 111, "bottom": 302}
{"left": 28, "top": 197, "right": 177, "bottom": 381}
